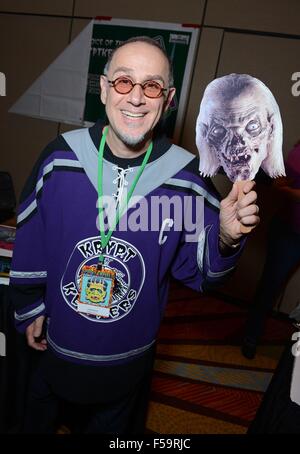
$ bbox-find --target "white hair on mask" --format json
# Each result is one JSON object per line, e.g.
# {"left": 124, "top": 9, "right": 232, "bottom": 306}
{"left": 195, "top": 74, "right": 285, "bottom": 181}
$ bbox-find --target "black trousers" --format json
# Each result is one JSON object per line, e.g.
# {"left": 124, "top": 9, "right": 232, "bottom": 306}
{"left": 22, "top": 347, "right": 155, "bottom": 434}
{"left": 249, "top": 341, "right": 300, "bottom": 433}
{"left": 244, "top": 217, "right": 300, "bottom": 343}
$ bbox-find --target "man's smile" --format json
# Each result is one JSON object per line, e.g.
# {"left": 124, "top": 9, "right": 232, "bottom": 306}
{"left": 121, "top": 110, "right": 147, "bottom": 119}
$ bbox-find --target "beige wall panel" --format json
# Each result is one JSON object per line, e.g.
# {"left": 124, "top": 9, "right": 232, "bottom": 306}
{"left": 205, "top": 0, "right": 300, "bottom": 36}
{"left": 217, "top": 32, "right": 300, "bottom": 154}
{"left": 0, "top": 0, "right": 74, "bottom": 15}
{"left": 212, "top": 31, "right": 300, "bottom": 311}
{"left": 74, "top": 0, "right": 205, "bottom": 23}
{"left": 180, "top": 27, "right": 224, "bottom": 153}
{"left": 70, "top": 18, "right": 91, "bottom": 47}
{"left": 0, "top": 14, "right": 72, "bottom": 198}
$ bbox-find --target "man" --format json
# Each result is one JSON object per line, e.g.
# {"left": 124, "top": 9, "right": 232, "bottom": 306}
{"left": 9, "top": 37, "right": 259, "bottom": 433}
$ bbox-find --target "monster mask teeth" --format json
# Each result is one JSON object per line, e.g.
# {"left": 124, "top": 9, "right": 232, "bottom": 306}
{"left": 222, "top": 150, "right": 252, "bottom": 167}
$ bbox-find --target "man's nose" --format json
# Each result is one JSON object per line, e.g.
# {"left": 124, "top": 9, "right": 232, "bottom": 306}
{"left": 127, "top": 84, "right": 146, "bottom": 105}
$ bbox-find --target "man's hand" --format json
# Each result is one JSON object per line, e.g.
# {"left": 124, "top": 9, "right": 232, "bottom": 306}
{"left": 26, "top": 315, "right": 47, "bottom": 351}
{"left": 219, "top": 180, "right": 260, "bottom": 250}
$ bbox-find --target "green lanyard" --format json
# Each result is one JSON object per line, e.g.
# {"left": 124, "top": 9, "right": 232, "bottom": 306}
{"left": 97, "top": 126, "right": 153, "bottom": 265}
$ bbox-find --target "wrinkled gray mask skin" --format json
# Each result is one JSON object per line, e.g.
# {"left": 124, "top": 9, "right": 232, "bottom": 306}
{"left": 202, "top": 104, "right": 273, "bottom": 181}
{"left": 196, "top": 74, "right": 285, "bottom": 182}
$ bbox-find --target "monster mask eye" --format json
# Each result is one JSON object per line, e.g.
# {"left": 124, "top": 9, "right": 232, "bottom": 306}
{"left": 209, "top": 125, "right": 227, "bottom": 142}
{"left": 245, "top": 119, "right": 262, "bottom": 137}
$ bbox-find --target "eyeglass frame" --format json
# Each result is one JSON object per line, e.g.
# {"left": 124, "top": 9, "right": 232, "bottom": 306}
{"left": 105, "top": 75, "right": 170, "bottom": 99}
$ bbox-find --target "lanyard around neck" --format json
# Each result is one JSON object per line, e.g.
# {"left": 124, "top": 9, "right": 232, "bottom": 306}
{"left": 97, "top": 126, "right": 153, "bottom": 264}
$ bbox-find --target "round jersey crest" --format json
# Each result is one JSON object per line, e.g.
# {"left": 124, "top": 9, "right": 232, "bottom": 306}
{"left": 60, "top": 235, "right": 145, "bottom": 323}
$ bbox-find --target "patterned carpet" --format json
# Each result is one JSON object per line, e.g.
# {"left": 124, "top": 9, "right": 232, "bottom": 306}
{"left": 146, "top": 280, "right": 294, "bottom": 434}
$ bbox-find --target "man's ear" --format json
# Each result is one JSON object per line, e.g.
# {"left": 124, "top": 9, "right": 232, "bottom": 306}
{"left": 100, "top": 75, "right": 108, "bottom": 105}
{"left": 163, "top": 87, "right": 176, "bottom": 113}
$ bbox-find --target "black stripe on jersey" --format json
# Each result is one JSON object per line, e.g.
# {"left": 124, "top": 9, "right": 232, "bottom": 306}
{"left": 161, "top": 183, "right": 220, "bottom": 213}
{"left": 201, "top": 274, "right": 234, "bottom": 292}
{"left": 20, "top": 135, "right": 74, "bottom": 203}
{"left": 182, "top": 156, "right": 221, "bottom": 200}
{"left": 18, "top": 165, "right": 85, "bottom": 228}
{"left": 35, "top": 166, "right": 85, "bottom": 199}
{"left": 17, "top": 207, "right": 38, "bottom": 229}
{"left": 9, "top": 284, "right": 45, "bottom": 311}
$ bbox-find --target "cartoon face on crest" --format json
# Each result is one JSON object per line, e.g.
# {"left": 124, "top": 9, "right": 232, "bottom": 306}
{"left": 85, "top": 278, "right": 107, "bottom": 304}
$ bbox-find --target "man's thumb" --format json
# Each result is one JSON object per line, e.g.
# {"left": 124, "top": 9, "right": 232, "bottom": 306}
{"left": 33, "top": 315, "right": 45, "bottom": 337}
{"left": 225, "top": 182, "right": 238, "bottom": 203}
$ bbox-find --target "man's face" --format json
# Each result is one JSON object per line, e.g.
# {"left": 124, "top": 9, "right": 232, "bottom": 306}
{"left": 100, "top": 42, "right": 175, "bottom": 151}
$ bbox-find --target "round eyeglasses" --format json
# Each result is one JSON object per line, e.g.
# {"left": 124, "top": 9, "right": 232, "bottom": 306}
{"left": 107, "top": 76, "right": 168, "bottom": 99}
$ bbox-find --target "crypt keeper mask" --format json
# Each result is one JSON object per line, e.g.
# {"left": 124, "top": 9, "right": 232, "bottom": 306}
{"left": 196, "top": 74, "right": 285, "bottom": 182}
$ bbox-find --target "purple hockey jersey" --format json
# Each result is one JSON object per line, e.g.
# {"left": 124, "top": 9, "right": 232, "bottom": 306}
{"left": 9, "top": 122, "right": 243, "bottom": 365}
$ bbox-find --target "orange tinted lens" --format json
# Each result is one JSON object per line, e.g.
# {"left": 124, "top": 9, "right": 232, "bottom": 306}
{"left": 144, "top": 81, "right": 162, "bottom": 97}
{"left": 114, "top": 78, "right": 133, "bottom": 93}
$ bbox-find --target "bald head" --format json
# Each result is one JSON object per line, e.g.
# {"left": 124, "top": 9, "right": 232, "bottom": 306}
{"left": 103, "top": 36, "right": 174, "bottom": 86}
